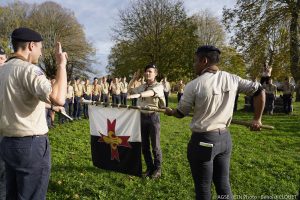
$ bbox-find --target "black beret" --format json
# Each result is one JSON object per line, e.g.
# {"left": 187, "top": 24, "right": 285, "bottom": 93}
{"left": 75, "top": 77, "right": 80, "bottom": 80}
{"left": 11, "top": 27, "right": 43, "bottom": 42}
{"left": 0, "top": 46, "right": 5, "bottom": 55}
{"left": 196, "top": 45, "right": 221, "bottom": 54}
{"left": 94, "top": 77, "right": 98, "bottom": 80}
{"left": 144, "top": 63, "right": 157, "bottom": 71}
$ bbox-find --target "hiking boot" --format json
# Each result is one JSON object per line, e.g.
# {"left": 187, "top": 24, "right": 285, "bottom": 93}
{"left": 151, "top": 168, "right": 161, "bottom": 179}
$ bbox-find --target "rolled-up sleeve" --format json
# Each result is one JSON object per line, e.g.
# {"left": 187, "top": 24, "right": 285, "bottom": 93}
{"left": 23, "top": 65, "right": 52, "bottom": 102}
{"left": 238, "top": 77, "right": 261, "bottom": 95}
{"left": 152, "top": 84, "right": 164, "bottom": 98}
{"left": 177, "top": 81, "right": 195, "bottom": 116}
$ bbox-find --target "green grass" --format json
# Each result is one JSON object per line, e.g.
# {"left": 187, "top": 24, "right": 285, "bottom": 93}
{"left": 47, "top": 94, "right": 300, "bottom": 199}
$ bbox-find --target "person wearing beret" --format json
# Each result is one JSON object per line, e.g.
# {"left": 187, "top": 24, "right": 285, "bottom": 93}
{"left": 0, "top": 27, "right": 68, "bottom": 200}
{"left": 165, "top": 45, "right": 265, "bottom": 199}
{"left": 127, "top": 64, "right": 166, "bottom": 179}
{"left": 0, "top": 46, "right": 7, "bottom": 200}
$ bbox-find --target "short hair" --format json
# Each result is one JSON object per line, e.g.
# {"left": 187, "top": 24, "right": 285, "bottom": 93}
{"left": 11, "top": 40, "right": 29, "bottom": 52}
{"left": 195, "top": 45, "right": 221, "bottom": 66}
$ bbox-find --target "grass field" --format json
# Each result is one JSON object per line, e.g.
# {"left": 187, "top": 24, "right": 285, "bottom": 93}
{"left": 47, "top": 94, "right": 300, "bottom": 200}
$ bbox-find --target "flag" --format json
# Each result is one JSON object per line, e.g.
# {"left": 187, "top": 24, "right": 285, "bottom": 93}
{"left": 89, "top": 105, "right": 142, "bottom": 176}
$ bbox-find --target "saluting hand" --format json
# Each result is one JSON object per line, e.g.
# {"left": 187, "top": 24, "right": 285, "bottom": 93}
{"left": 55, "top": 42, "right": 68, "bottom": 67}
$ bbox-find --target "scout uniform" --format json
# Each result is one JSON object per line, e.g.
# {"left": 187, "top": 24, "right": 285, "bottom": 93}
{"left": 100, "top": 81, "right": 109, "bottom": 103}
{"left": 66, "top": 82, "right": 74, "bottom": 116}
{"left": 83, "top": 82, "right": 93, "bottom": 118}
{"left": 282, "top": 80, "right": 295, "bottom": 114}
{"left": 162, "top": 79, "right": 171, "bottom": 107}
{"left": 120, "top": 80, "right": 128, "bottom": 105}
{"left": 131, "top": 71, "right": 165, "bottom": 178}
{"left": 0, "top": 27, "right": 52, "bottom": 199}
{"left": 110, "top": 81, "right": 121, "bottom": 104}
{"left": 130, "top": 79, "right": 143, "bottom": 106}
{"left": 73, "top": 80, "right": 84, "bottom": 119}
{"left": 263, "top": 82, "right": 277, "bottom": 114}
{"left": 92, "top": 80, "right": 101, "bottom": 102}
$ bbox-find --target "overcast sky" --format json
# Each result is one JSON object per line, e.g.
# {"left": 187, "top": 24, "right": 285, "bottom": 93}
{"left": 1, "top": 0, "right": 235, "bottom": 75}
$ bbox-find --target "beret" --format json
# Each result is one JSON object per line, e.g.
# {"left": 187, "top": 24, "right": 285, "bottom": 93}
{"left": 144, "top": 63, "right": 157, "bottom": 71}
{"left": 196, "top": 45, "right": 221, "bottom": 54}
{"left": 11, "top": 27, "right": 43, "bottom": 42}
{"left": 0, "top": 46, "right": 5, "bottom": 55}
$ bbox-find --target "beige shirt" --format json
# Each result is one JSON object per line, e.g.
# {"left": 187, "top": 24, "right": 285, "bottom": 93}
{"left": 73, "top": 83, "right": 84, "bottom": 97}
{"left": 120, "top": 81, "right": 128, "bottom": 93}
{"left": 101, "top": 82, "right": 109, "bottom": 94}
{"left": 0, "top": 58, "right": 52, "bottom": 137}
{"left": 132, "top": 81, "right": 166, "bottom": 113}
{"left": 92, "top": 84, "right": 101, "bottom": 96}
{"left": 84, "top": 84, "right": 93, "bottom": 96}
{"left": 177, "top": 71, "right": 260, "bottom": 132}
{"left": 66, "top": 84, "right": 74, "bottom": 99}
{"left": 162, "top": 81, "right": 171, "bottom": 93}
{"left": 110, "top": 82, "right": 121, "bottom": 95}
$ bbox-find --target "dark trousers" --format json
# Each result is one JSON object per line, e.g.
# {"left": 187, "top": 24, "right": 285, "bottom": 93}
{"left": 121, "top": 93, "right": 127, "bottom": 105}
{"left": 177, "top": 93, "right": 183, "bottom": 102}
{"left": 132, "top": 98, "right": 138, "bottom": 106}
{"left": 92, "top": 95, "right": 100, "bottom": 102}
{"left": 112, "top": 94, "right": 121, "bottom": 104}
{"left": 266, "top": 94, "right": 275, "bottom": 113}
{"left": 0, "top": 137, "right": 5, "bottom": 200}
{"left": 101, "top": 94, "right": 108, "bottom": 103}
{"left": 188, "top": 129, "right": 232, "bottom": 200}
{"left": 283, "top": 94, "right": 292, "bottom": 114}
{"left": 73, "top": 96, "right": 82, "bottom": 119}
{"left": 67, "top": 98, "right": 73, "bottom": 116}
{"left": 59, "top": 98, "right": 71, "bottom": 124}
{"left": 141, "top": 113, "right": 162, "bottom": 171}
{"left": 0, "top": 135, "right": 51, "bottom": 200}
{"left": 83, "top": 94, "right": 91, "bottom": 118}
{"left": 164, "top": 92, "right": 169, "bottom": 107}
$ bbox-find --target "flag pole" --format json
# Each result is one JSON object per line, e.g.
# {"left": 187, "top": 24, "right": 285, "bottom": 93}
{"left": 82, "top": 100, "right": 274, "bottom": 130}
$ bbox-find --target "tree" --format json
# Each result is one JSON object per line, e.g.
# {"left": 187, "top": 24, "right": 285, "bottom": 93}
{"left": 223, "top": 0, "right": 300, "bottom": 84}
{"left": 0, "top": 1, "right": 96, "bottom": 79}
{"left": 108, "top": 0, "right": 198, "bottom": 81}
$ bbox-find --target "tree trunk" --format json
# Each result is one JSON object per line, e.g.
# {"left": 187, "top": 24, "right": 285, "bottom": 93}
{"left": 290, "top": 0, "right": 300, "bottom": 101}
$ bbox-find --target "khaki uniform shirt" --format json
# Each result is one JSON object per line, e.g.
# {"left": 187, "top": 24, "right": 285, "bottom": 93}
{"left": 74, "top": 83, "right": 84, "bottom": 97}
{"left": 66, "top": 84, "right": 74, "bottom": 99}
{"left": 264, "top": 84, "right": 277, "bottom": 95}
{"left": 132, "top": 81, "right": 166, "bottom": 113}
{"left": 120, "top": 81, "right": 128, "bottom": 93}
{"left": 92, "top": 84, "right": 101, "bottom": 96}
{"left": 177, "top": 71, "right": 260, "bottom": 132}
{"left": 110, "top": 82, "right": 121, "bottom": 95}
{"left": 101, "top": 82, "right": 109, "bottom": 94}
{"left": 0, "top": 58, "right": 52, "bottom": 137}
{"left": 84, "top": 84, "right": 93, "bottom": 96}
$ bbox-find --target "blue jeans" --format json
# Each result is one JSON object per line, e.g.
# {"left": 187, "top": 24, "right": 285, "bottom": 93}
{"left": 73, "top": 96, "right": 82, "bottom": 119}
{"left": 0, "top": 135, "right": 51, "bottom": 200}
{"left": 0, "top": 137, "right": 5, "bottom": 200}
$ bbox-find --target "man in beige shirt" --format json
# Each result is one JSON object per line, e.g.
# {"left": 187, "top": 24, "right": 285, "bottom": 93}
{"left": 0, "top": 27, "right": 67, "bottom": 200}
{"left": 263, "top": 79, "right": 277, "bottom": 115}
{"left": 83, "top": 79, "right": 92, "bottom": 118}
{"left": 100, "top": 76, "right": 109, "bottom": 103}
{"left": 281, "top": 77, "right": 295, "bottom": 114}
{"left": 73, "top": 77, "right": 84, "bottom": 119}
{"left": 128, "top": 64, "right": 165, "bottom": 179}
{"left": 110, "top": 77, "right": 121, "bottom": 104}
{"left": 92, "top": 77, "right": 101, "bottom": 102}
{"left": 161, "top": 77, "right": 171, "bottom": 107}
{"left": 177, "top": 79, "right": 185, "bottom": 102}
{"left": 165, "top": 45, "right": 265, "bottom": 199}
{"left": 120, "top": 77, "right": 128, "bottom": 105}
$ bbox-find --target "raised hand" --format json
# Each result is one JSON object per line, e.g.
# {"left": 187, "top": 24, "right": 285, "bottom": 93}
{"left": 55, "top": 42, "right": 68, "bottom": 67}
